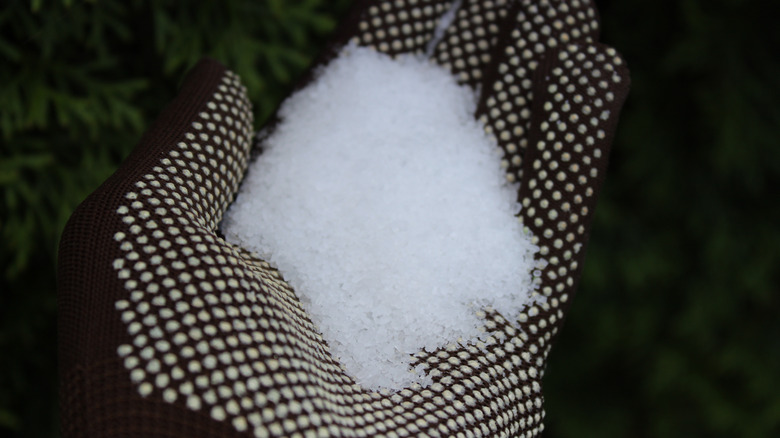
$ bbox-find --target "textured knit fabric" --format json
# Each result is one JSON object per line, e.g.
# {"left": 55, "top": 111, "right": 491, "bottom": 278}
{"left": 58, "top": 1, "right": 630, "bottom": 437}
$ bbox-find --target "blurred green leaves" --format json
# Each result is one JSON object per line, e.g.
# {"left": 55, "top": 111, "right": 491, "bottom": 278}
{"left": 147, "top": 0, "right": 342, "bottom": 118}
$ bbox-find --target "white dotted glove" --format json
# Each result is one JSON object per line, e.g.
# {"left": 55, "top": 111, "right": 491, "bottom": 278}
{"left": 59, "top": 1, "right": 629, "bottom": 436}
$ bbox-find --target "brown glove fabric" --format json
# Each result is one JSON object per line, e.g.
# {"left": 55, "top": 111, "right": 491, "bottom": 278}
{"left": 58, "top": 1, "right": 630, "bottom": 437}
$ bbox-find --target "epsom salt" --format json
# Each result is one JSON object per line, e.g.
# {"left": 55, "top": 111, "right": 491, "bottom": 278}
{"left": 221, "top": 46, "right": 542, "bottom": 390}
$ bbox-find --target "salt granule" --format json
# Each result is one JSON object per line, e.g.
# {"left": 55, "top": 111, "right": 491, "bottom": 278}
{"left": 222, "top": 46, "right": 542, "bottom": 390}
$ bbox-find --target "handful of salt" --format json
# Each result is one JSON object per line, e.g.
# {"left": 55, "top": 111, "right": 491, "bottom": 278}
{"left": 222, "top": 46, "right": 543, "bottom": 390}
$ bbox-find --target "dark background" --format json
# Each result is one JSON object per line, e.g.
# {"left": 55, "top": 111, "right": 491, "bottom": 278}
{"left": 1, "top": 0, "right": 777, "bottom": 436}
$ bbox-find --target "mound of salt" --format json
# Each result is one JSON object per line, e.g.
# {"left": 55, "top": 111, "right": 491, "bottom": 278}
{"left": 221, "top": 46, "right": 542, "bottom": 390}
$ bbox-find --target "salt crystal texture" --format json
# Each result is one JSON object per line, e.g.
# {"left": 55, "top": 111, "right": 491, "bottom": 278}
{"left": 222, "top": 46, "right": 542, "bottom": 390}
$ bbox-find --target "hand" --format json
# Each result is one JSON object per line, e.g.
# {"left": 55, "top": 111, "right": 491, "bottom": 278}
{"left": 59, "top": 1, "right": 629, "bottom": 437}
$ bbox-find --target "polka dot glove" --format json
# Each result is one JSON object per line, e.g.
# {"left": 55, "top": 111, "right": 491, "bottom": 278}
{"left": 58, "top": 1, "right": 629, "bottom": 437}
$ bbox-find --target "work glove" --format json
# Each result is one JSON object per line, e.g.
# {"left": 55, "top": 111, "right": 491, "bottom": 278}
{"left": 58, "top": 1, "right": 629, "bottom": 436}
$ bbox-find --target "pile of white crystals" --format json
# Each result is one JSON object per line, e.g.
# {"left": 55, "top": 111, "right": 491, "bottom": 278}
{"left": 221, "top": 46, "right": 543, "bottom": 390}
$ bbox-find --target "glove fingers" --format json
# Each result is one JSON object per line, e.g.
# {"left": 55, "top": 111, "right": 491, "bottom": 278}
{"left": 477, "top": 0, "right": 602, "bottom": 182}
{"left": 515, "top": 43, "right": 630, "bottom": 357}
{"left": 427, "top": 0, "right": 515, "bottom": 89}
{"left": 346, "top": 0, "right": 459, "bottom": 57}
{"left": 425, "top": 0, "right": 600, "bottom": 91}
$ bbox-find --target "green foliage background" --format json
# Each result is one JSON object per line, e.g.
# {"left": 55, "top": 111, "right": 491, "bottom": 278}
{"left": 1, "top": 0, "right": 777, "bottom": 437}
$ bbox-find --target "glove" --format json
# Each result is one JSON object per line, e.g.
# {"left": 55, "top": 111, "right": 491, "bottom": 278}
{"left": 58, "top": 1, "right": 629, "bottom": 436}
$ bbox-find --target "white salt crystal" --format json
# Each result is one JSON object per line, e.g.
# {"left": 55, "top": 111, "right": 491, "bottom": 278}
{"left": 425, "top": 0, "right": 463, "bottom": 57}
{"left": 222, "top": 45, "right": 543, "bottom": 390}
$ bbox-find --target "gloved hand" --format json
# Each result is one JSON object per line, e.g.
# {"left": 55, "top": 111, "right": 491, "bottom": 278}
{"left": 58, "top": 1, "right": 629, "bottom": 436}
